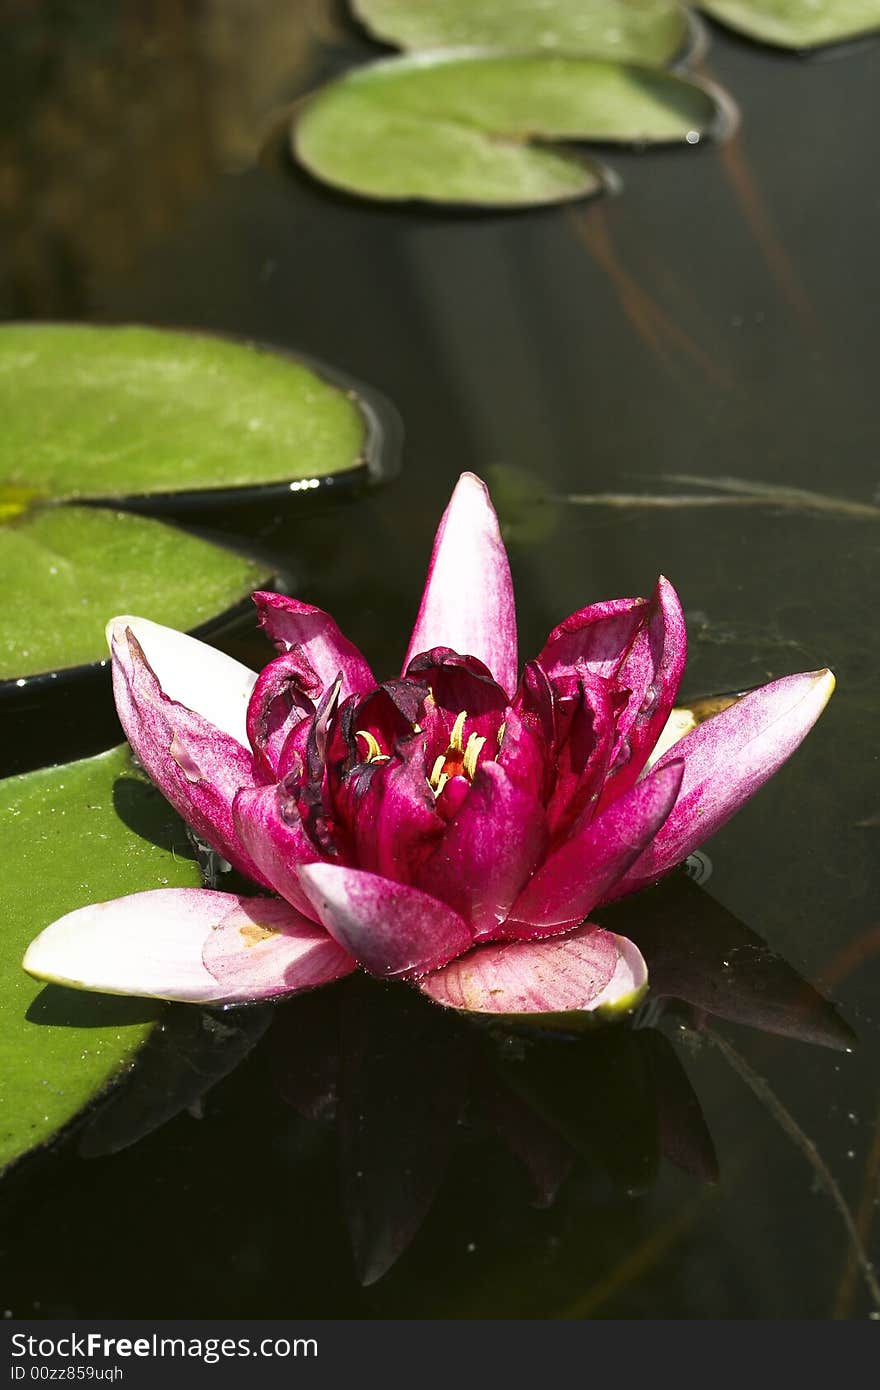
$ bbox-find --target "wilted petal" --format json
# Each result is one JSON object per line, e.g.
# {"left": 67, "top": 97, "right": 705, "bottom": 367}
{"left": 232, "top": 784, "right": 323, "bottom": 919}
{"left": 107, "top": 615, "right": 257, "bottom": 746}
{"left": 417, "top": 762, "right": 548, "bottom": 940}
{"left": 110, "top": 627, "right": 264, "bottom": 883}
{"left": 402, "top": 473, "right": 518, "bottom": 697}
{"left": 23, "top": 888, "right": 350, "bottom": 1003}
{"left": 418, "top": 925, "right": 647, "bottom": 1016}
{"left": 607, "top": 669, "right": 836, "bottom": 901}
{"left": 203, "top": 894, "right": 355, "bottom": 1000}
{"left": 504, "top": 761, "right": 684, "bottom": 936}
{"left": 245, "top": 650, "right": 320, "bottom": 781}
{"left": 298, "top": 864, "right": 472, "bottom": 978}
{"left": 253, "top": 591, "right": 375, "bottom": 698}
{"left": 597, "top": 576, "right": 687, "bottom": 807}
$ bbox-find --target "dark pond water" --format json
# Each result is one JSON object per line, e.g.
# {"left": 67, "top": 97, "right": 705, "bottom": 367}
{"left": 2, "top": 1, "right": 879, "bottom": 1319}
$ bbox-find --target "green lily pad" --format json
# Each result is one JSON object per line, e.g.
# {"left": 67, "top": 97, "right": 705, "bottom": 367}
{"left": 0, "top": 746, "right": 202, "bottom": 1174}
{"left": 699, "top": 0, "right": 880, "bottom": 48}
{"left": 293, "top": 52, "right": 734, "bottom": 208}
{"left": 0, "top": 323, "right": 369, "bottom": 501}
{"left": 353, "top": 0, "right": 693, "bottom": 67}
{"left": 0, "top": 505, "right": 264, "bottom": 681}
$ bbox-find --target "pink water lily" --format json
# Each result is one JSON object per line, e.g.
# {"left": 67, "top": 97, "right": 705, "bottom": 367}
{"left": 24, "top": 473, "right": 835, "bottom": 1018}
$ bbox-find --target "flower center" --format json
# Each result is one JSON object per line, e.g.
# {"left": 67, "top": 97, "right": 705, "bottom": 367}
{"left": 428, "top": 709, "right": 486, "bottom": 798}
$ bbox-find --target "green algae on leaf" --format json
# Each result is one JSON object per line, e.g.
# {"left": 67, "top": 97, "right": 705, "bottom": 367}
{"left": 0, "top": 505, "right": 265, "bottom": 682}
{"left": 0, "top": 747, "right": 202, "bottom": 1174}
{"left": 352, "top": 0, "right": 694, "bottom": 66}
{"left": 699, "top": 0, "right": 880, "bottom": 49}
{"left": 0, "top": 322, "right": 369, "bottom": 501}
{"left": 293, "top": 52, "right": 733, "bottom": 209}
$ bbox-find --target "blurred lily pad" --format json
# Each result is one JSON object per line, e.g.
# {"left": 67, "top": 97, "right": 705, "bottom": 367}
{"left": 293, "top": 52, "right": 734, "bottom": 208}
{"left": 699, "top": 0, "right": 880, "bottom": 48}
{"left": 0, "top": 746, "right": 201, "bottom": 1174}
{"left": 0, "top": 323, "right": 370, "bottom": 501}
{"left": 0, "top": 505, "right": 264, "bottom": 682}
{"left": 352, "top": 0, "right": 694, "bottom": 66}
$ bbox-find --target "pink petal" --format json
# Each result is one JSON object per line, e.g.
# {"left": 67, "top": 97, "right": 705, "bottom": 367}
{"left": 24, "top": 888, "right": 350, "bottom": 1003}
{"left": 297, "top": 864, "right": 473, "bottom": 979}
{"left": 596, "top": 576, "right": 687, "bottom": 808}
{"left": 232, "top": 784, "right": 323, "bottom": 920}
{"left": 504, "top": 761, "right": 684, "bottom": 936}
{"left": 253, "top": 591, "right": 375, "bottom": 698}
{"left": 536, "top": 595, "right": 648, "bottom": 683}
{"left": 110, "top": 626, "right": 265, "bottom": 884}
{"left": 418, "top": 926, "right": 647, "bottom": 1016}
{"left": 606, "top": 669, "right": 836, "bottom": 901}
{"left": 202, "top": 895, "right": 355, "bottom": 1000}
{"left": 402, "top": 473, "right": 518, "bottom": 697}
{"left": 417, "top": 762, "right": 548, "bottom": 940}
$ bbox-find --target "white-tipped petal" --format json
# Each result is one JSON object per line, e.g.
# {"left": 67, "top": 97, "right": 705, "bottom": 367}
{"left": 107, "top": 615, "right": 257, "bottom": 746}
{"left": 23, "top": 888, "right": 353, "bottom": 1004}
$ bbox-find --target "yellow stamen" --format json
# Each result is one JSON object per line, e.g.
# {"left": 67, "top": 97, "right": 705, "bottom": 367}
{"left": 433, "top": 772, "right": 449, "bottom": 798}
{"left": 449, "top": 710, "right": 467, "bottom": 752}
{"left": 429, "top": 753, "right": 448, "bottom": 788}
{"left": 356, "top": 730, "right": 384, "bottom": 763}
{"left": 462, "top": 733, "right": 486, "bottom": 780}
{"left": 497, "top": 721, "right": 507, "bottom": 746}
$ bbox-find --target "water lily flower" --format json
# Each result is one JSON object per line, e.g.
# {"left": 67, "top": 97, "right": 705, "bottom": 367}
{"left": 24, "top": 473, "right": 835, "bottom": 1019}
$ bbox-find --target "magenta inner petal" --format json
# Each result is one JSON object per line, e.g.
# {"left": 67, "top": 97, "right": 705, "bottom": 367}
{"left": 298, "top": 863, "right": 473, "bottom": 978}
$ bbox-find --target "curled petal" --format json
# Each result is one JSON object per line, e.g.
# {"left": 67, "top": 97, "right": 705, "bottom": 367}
{"left": 504, "top": 761, "right": 684, "bottom": 936}
{"left": 536, "top": 596, "right": 648, "bottom": 683}
{"left": 24, "top": 888, "right": 351, "bottom": 1003}
{"left": 253, "top": 591, "right": 375, "bottom": 698}
{"left": 417, "top": 762, "right": 548, "bottom": 940}
{"left": 418, "top": 926, "right": 647, "bottom": 1017}
{"left": 232, "top": 784, "right": 323, "bottom": 920}
{"left": 245, "top": 649, "right": 319, "bottom": 781}
{"left": 402, "top": 473, "right": 518, "bottom": 697}
{"left": 298, "top": 864, "right": 472, "bottom": 979}
{"left": 110, "top": 627, "right": 264, "bottom": 883}
{"left": 606, "top": 669, "right": 836, "bottom": 901}
{"left": 107, "top": 615, "right": 257, "bottom": 747}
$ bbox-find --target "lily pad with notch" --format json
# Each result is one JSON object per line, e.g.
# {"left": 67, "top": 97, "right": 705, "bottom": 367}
{"left": 292, "top": 50, "right": 737, "bottom": 209}
{"left": 698, "top": 0, "right": 880, "bottom": 51}
{"left": 352, "top": 0, "right": 697, "bottom": 67}
{"left": 0, "top": 746, "right": 203, "bottom": 1174}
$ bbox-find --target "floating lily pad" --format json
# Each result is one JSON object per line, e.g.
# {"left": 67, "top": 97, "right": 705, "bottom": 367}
{"left": 0, "top": 746, "right": 202, "bottom": 1174}
{"left": 353, "top": 0, "right": 694, "bottom": 67}
{"left": 0, "top": 323, "right": 371, "bottom": 501}
{"left": 0, "top": 505, "right": 264, "bottom": 682}
{"left": 699, "top": 0, "right": 880, "bottom": 49}
{"left": 293, "top": 52, "right": 734, "bottom": 208}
